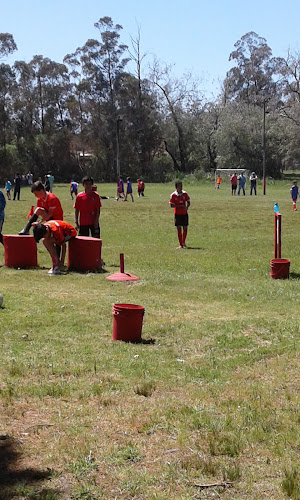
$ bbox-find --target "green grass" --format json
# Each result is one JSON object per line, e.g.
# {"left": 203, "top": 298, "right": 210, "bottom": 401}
{"left": 0, "top": 178, "right": 300, "bottom": 498}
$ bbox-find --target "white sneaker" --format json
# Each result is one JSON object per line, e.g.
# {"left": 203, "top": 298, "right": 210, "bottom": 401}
{"left": 48, "top": 266, "right": 60, "bottom": 275}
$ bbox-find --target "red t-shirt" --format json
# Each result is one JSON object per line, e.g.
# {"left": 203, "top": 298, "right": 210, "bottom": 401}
{"left": 169, "top": 190, "right": 190, "bottom": 215}
{"left": 36, "top": 192, "right": 63, "bottom": 220}
{"left": 45, "top": 220, "right": 76, "bottom": 245}
{"left": 74, "top": 191, "right": 101, "bottom": 225}
{"left": 230, "top": 174, "right": 237, "bottom": 185}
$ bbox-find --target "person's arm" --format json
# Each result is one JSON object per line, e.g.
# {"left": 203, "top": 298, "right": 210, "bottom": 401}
{"left": 93, "top": 208, "right": 100, "bottom": 228}
{"left": 186, "top": 200, "right": 190, "bottom": 210}
{"left": 60, "top": 242, "right": 66, "bottom": 267}
{"left": 74, "top": 208, "right": 79, "bottom": 231}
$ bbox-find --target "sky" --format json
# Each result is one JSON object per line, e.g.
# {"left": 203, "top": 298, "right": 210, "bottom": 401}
{"left": 2, "top": 0, "right": 300, "bottom": 98}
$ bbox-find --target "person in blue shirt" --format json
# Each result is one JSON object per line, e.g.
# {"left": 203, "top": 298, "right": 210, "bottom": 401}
{"left": 0, "top": 189, "right": 6, "bottom": 244}
{"left": 5, "top": 179, "right": 11, "bottom": 200}
{"left": 290, "top": 180, "right": 299, "bottom": 211}
{"left": 124, "top": 177, "right": 134, "bottom": 202}
{"left": 237, "top": 172, "right": 246, "bottom": 196}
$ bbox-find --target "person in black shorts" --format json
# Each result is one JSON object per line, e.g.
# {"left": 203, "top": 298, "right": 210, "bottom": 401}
{"left": 169, "top": 180, "right": 190, "bottom": 249}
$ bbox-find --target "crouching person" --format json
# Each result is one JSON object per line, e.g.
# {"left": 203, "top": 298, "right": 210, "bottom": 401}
{"left": 33, "top": 220, "right": 76, "bottom": 275}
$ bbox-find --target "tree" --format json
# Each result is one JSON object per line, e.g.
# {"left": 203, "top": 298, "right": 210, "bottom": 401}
{"left": 224, "top": 32, "right": 283, "bottom": 105}
{"left": 0, "top": 33, "right": 17, "bottom": 59}
{"left": 150, "top": 60, "right": 203, "bottom": 172}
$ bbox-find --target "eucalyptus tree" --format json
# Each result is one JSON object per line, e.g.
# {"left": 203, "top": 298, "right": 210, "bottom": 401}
{"left": 0, "top": 63, "right": 16, "bottom": 147}
{"left": 222, "top": 32, "right": 285, "bottom": 179}
{"left": 70, "top": 16, "right": 131, "bottom": 179}
{"left": 0, "top": 33, "right": 17, "bottom": 59}
{"left": 150, "top": 59, "right": 203, "bottom": 173}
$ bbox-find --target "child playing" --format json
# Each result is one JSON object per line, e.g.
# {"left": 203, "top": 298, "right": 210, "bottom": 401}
{"left": 5, "top": 179, "right": 11, "bottom": 200}
{"left": 18, "top": 181, "right": 63, "bottom": 235}
{"left": 33, "top": 220, "right": 76, "bottom": 274}
{"left": 124, "top": 177, "right": 134, "bottom": 202}
{"left": 169, "top": 180, "right": 190, "bottom": 249}
{"left": 70, "top": 180, "right": 78, "bottom": 200}
{"left": 216, "top": 175, "right": 221, "bottom": 189}
{"left": 116, "top": 176, "right": 124, "bottom": 200}
{"left": 74, "top": 176, "right": 101, "bottom": 237}
{"left": 290, "top": 180, "right": 299, "bottom": 211}
{"left": 137, "top": 179, "right": 145, "bottom": 196}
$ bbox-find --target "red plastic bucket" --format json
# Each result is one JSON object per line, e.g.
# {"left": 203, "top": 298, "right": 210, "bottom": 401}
{"left": 270, "top": 258, "right": 290, "bottom": 279}
{"left": 112, "top": 303, "right": 145, "bottom": 342}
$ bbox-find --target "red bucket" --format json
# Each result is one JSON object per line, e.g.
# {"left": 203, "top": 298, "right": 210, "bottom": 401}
{"left": 270, "top": 258, "right": 290, "bottom": 279}
{"left": 112, "top": 303, "right": 145, "bottom": 342}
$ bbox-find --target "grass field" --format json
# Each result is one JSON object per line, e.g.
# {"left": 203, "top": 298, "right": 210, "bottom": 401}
{"left": 1, "top": 178, "right": 300, "bottom": 499}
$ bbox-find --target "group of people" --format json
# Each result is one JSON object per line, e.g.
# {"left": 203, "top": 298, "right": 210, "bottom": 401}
{"left": 116, "top": 177, "right": 145, "bottom": 201}
{"left": 15, "top": 175, "right": 101, "bottom": 274}
{"left": 229, "top": 172, "right": 258, "bottom": 196}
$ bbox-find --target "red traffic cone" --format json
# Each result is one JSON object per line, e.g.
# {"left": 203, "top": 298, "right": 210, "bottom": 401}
{"left": 26, "top": 205, "right": 34, "bottom": 218}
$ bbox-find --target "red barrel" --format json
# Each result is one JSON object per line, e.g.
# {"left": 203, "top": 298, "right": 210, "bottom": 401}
{"left": 270, "top": 258, "right": 290, "bottom": 279}
{"left": 112, "top": 303, "right": 145, "bottom": 342}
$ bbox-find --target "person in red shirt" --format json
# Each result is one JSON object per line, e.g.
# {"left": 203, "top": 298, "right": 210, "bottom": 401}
{"left": 230, "top": 173, "right": 237, "bottom": 195}
{"left": 137, "top": 179, "right": 145, "bottom": 197}
{"left": 19, "top": 181, "right": 63, "bottom": 235}
{"left": 169, "top": 180, "right": 190, "bottom": 249}
{"left": 33, "top": 220, "right": 76, "bottom": 275}
{"left": 74, "top": 176, "right": 101, "bottom": 237}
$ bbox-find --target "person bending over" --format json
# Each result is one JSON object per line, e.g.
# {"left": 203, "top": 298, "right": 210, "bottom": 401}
{"left": 33, "top": 220, "right": 76, "bottom": 275}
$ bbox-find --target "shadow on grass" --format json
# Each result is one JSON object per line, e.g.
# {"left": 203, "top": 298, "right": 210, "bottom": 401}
{"left": 0, "top": 435, "right": 59, "bottom": 500}
{"left": 289, "top": 272, "right": 300, "bottom": 280}
{"left": 185, "top": 246, "right": 205, "bottom": 250}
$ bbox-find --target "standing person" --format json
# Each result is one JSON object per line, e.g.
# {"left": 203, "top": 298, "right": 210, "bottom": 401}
{"left": 47, "top": 171, "right": 54, "bottom": 192}
{"left": 27, "top": 172, "right": 33, "bottom": 185}
{"left": 116, "top": 176, "right": 124, "bottom": 200}
{"left": 169, "top": 180, "right": 190, "bottom": 249}
{"left": 5, "top": 179, "right": 11, "bottom": 200}
{"left": 216, "top": 175, "right": 221, "bottom": 189}
{"left": 13, "top": 173, "right": 22, "bottom": 200}
{"left": 18, "top": 181, "right": 63, "bottom": 235}
{"left": 124, "top": 177, "right": 134, "bottom": 202}
{"left": 0, "top": 188, "right": 6, "bottom": 244}
{"left": 250, "top": 172, "right": 257, "bottom": 195}
{"left": 33, "top": 220, "right": 76, "bottom": 275}
{"left": 237, "top": 172, "right": 246, "bottom": 196}
{"left": 70, "top": 180, "right": 78, "bottom": 200}
{"left": 74, "top": 176, "right": 101, "bottom": 237}
{"left": 230, "top": 172, "right": 237, "bottom": 195}
{"left": 139, "top": 178, "right": 145, "bottom": 196}
{"left": 290, "top": 180, "right": 299, "bottom": 211}
{"left": 44, "top": 175, "right": 50, "bottom": 192}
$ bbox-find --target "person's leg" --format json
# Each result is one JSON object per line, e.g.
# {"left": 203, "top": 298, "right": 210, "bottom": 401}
{"left": 243, "top": 186, "right": 245, "bottom": 195}
{"left": 91, "top": 226, "right": 100, "bottom": 238}
{"left": 78, "top": 225, "right": 90, "bottom": 237}
{"left": 182, "top": 226, "right": 188, "bottom": 247}
{"left": 238, "top": 186, "right": 240, "bottom": 195}
{"left": 18, "top": 211, "right": 38, "bottom": 235}
{"left": 130, "top": 193, "right": 134, "bottom": 202}
{"left": 43, "top": 238, "right": 59, "bottom": 271}
{"left": 0, "top": 219, "right": 3, "bottom": 244}
{"left": 176, "top": 226, "right": 183, "bottom": 248}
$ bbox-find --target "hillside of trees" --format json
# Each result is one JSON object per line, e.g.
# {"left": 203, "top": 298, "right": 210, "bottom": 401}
{"left": 1, "top": 19, "right": 300, "bottom": 182}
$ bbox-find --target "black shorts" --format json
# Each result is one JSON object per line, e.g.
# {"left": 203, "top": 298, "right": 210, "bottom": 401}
{"left": 231, "top": 184, "right": 237, "bottom": 191}
{"left": 79, "top": 225, "right": 100, "bottom": 238}
{"left": 174, "top": 213, "right": 189, "bottom": 227}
